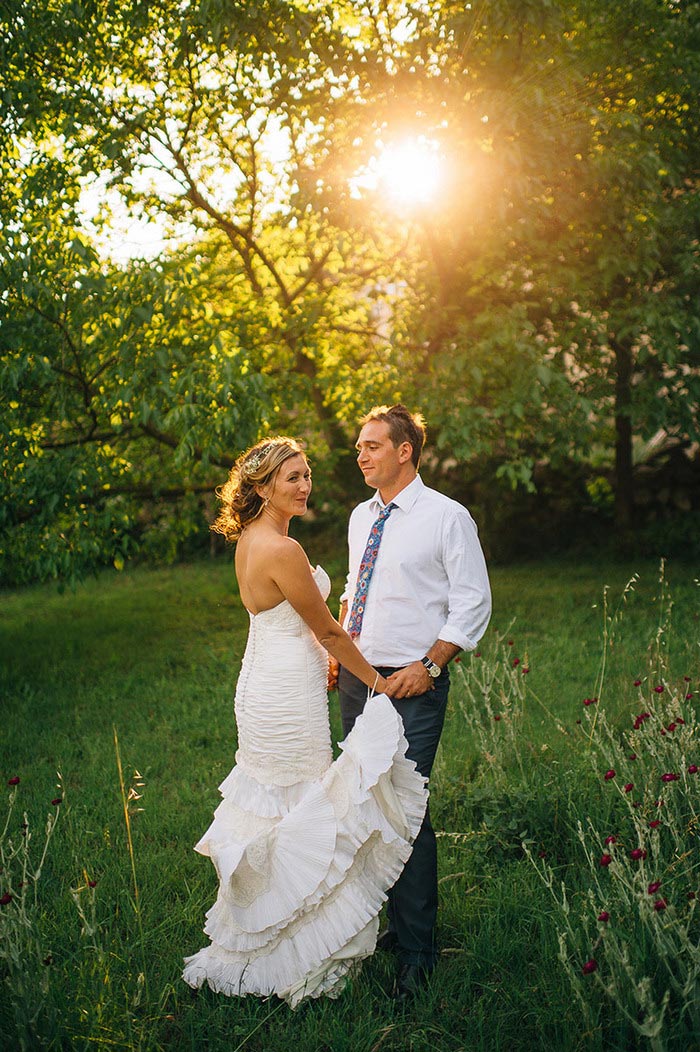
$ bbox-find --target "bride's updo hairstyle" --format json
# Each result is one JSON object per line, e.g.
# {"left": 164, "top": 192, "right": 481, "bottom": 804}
{"left": 211, "top": 436, "right": 306, "bottom": 542}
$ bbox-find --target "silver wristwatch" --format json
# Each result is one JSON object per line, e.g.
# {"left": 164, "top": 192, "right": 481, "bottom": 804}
{"left": 421, "top": 656, "right": 442, "bottom": 678}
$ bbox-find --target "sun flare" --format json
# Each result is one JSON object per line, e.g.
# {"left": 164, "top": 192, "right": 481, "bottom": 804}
{"left": 377, "top": 138, "right": 443, "bottom": 205}
{"left": 351, "top": 136, "right": 443, "bottom": 208}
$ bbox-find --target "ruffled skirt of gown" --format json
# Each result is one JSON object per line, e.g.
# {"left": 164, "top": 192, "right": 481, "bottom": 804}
{"left": 182, "top": 569, "right": 428, "bottom": 1007}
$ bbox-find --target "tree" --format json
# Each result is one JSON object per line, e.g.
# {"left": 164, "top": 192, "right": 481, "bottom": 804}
{"left": 2, "top": 0, "right": 699, "bottom": 583}
{"left": 0, "top": 0, "right": 405, "bottom": 583}
{"left": 335, "top": 0, "right": 700, "bottom": 533}
{"left": 551, "top": 0, "right": 700, "bottom": 531}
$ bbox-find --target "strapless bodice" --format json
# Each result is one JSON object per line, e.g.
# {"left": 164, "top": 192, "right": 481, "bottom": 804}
{"left": 245, "top": 566, "right": 331, "bottom": 634}
{"left": 234, "top": 565, "right": 333, "bottom": 785}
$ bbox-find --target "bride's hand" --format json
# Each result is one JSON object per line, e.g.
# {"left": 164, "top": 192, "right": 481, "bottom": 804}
{"left": 327, "top": 656, "right": 339, "bottom": 691}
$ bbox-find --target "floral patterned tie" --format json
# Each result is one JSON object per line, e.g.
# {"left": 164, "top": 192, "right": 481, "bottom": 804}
{"left": 347, "top": 502, "right": 397, "bottom": 639}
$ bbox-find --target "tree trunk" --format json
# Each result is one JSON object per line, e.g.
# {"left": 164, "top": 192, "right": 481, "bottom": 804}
{"left": 612, "top": 335, "right": 634, "bottom": 532}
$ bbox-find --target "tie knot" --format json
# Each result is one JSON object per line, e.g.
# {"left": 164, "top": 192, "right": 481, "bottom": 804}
{"left": 378, "top": 502, "right": 396, "bottom": 520}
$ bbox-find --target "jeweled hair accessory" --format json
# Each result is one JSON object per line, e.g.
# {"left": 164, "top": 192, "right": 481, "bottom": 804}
{"left": 245, "top": 444, "right": 272, "bottom": 474}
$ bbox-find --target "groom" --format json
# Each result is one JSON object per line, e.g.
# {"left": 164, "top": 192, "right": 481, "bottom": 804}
{"left": 335, "top": 404, "right": 491, "bottom": 1000}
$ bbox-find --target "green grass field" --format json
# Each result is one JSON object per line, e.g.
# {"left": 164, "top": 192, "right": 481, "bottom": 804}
{"left": 1, "top": 555, "right": 698, "bottom": 1051}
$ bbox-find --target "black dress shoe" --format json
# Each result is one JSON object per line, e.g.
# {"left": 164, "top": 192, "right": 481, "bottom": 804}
{"left": 376, "top": 928, "right": 398, "bottom": 952}
{"left": 393, "top": 962, "right": 434, "bottom": 1001}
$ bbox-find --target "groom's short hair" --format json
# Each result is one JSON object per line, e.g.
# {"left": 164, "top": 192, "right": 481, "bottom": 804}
{"left": 360, "top": 404, "right": 426, "bottom": 469}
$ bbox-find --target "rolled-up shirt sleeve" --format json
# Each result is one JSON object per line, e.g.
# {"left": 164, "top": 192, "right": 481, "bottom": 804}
{"left": 438, "top": 508, "right": 492, "bottom": 651}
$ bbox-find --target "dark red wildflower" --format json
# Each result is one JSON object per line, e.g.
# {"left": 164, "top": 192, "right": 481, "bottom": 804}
{"left": 7, "top": 776, "right": 20, "bottom": 786}
{"left": 624, "top": 783, "right": 634, "bottom": 793}
{"left": 629, "top": 754, "right": 637, "bottom": 761}
{"left": 648, "top": 881, "right": 662, "bottom": 894}
{"left": 522, "top": 667, "right": 530, "bottom": 674}
{"left": 654, "top": 685, "right": 664, "bottom": 694}
{"left": 653, "top": 899, "right": 667, "bottom": 912}
{"left": 597, "top": 911, "right": 610, "bottom": 923}
{"left": 508, "top": 641, "right": 514, "bottom": 646}
{"left": 538, "top": 851, "right": 546, "bottom": 858}
{"left": 604, "top": 835, "right": 617, "bottom": 845}
{"left": 51, "top": 797, "right": 62, "bottom": 806}
{"left": 600, "top": 854, "right": 613, "bottom": 867}
{"left": 494, "top": 715, "right": 501, "bottom": 721}
{"left": 454, "top": 656, "right": 462, "bottom": 663}
{"left": 582, "top": 959, "right": 598, "bottom": 975}
{"left": 688, "top": 892, "right": 697, "bottom": 900}
{"left": 576, "top": 719, "right": 582, "bottom": 724}
{"left": 676, "top": 717, "right": 685, "bottom": 725}
{"left": 604, "top": 769, "right": 616, "bottom": 781}
{"left": 88, "top": 880, "right": 97, "bottom": 888}
{"left": 686, "top": 693, "right": 694, "bottom": 700}
{"left": 583, "top": 697, "right": 598, "bottom": 706}
{"left": 634, "top": 679, "right": 642, "bottom": 687}
{"left": 661, "top": 773, "right": 679, "bottom": 783}
{"left": 666, "top": 723, "right": 677, "bottom": 733}
{"left": 0, "top": 892, "right": 12, "bottom": 906}
{"left": 660, "top": 729, "right": 667, "bottom": 737}
{"left": 630, "top": 848, "right": 647, "bottom": 861}
{"left": 684, "top": 676, "right": 691, "bottom": 682}
{"left": 513, "top": 658, "right": 521, "bottom": 667}
{"left": 688, "top": 765, "right": 698, "bottom": 775}
{"left": 649, "top": 820, "right": 661, "bottom": 829}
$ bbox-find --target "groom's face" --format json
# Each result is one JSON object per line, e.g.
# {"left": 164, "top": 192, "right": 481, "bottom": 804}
{"left": 356, "top": 420, "right": 408, "bottom": 491}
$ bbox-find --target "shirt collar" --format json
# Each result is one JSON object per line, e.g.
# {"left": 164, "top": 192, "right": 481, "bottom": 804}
{"left": 370, "top": 474, "right": 424, "bottom": 514}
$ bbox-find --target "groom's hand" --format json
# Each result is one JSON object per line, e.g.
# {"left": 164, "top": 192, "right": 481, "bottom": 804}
{"left": 386, "top": 662, "right": 432, "bottom": 699}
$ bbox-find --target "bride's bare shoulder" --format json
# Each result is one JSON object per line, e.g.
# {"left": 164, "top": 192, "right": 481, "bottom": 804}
{"left": 270, "top": 535, "right": 311, "bottom": 570}
{"left": 237, "top": 530, "right": 308, "bottom": 569}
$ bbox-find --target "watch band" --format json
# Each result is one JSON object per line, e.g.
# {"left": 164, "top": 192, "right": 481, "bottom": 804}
{"left": 421, "top": 656, "right": 442, "bottom": 678}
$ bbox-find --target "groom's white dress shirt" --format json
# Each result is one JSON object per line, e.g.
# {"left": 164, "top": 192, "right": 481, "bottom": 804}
{"left": 341, "top": 475, "right": 491, "bottom": 667}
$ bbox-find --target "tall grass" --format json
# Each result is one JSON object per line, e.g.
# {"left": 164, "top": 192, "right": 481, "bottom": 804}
{"left": 0, "top": 555, "right": 698, "bottom": 1050}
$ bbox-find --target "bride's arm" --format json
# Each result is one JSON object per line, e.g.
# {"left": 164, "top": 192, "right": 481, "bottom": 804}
{"left": 270, "top": 538, "right": 389, "bottom": 695}
{"left": 327, "top": 599, "right": 348, "bottom": 690}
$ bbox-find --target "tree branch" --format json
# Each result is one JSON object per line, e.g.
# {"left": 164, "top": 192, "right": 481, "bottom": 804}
{"left": 289, "top": 245, "right": 334, "bottom": 302}
{"left": 139, "top": 421, "right": 236, "bottom": 468}
{"left": 41, "top": 429, "right": 127, "bottom": 450}
{"left": 165, "top": 138, "right": 293, "bottom": 306}
{"left": 10, "top": 483, "right": 214, "bottom": 526}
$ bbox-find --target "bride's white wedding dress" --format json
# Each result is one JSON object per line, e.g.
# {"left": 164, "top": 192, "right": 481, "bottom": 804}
{"left": 182, "top": 567, "right": 428, "bottom": 1007}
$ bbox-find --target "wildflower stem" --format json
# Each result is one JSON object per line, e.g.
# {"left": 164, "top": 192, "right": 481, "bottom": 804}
{"left": 1, "top": 790, "right": 16, "bottom": 841}
{"left": 523, "top": 684, "right": 569, "bottom": 735}
{"left": 231, "top": 997, "right": 286, "bottom": 1052}
{"left": 113, "top": 725, "right": 149, "bottom": 1001}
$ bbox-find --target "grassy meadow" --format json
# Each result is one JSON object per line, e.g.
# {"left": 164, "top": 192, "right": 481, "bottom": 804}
{"left": 1, "top": 554, "right": 699, "bottom": 1051}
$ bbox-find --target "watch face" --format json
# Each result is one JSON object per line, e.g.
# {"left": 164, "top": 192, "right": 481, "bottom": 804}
{"left": 428, "top": 665, "right": 440, "bottom": 678}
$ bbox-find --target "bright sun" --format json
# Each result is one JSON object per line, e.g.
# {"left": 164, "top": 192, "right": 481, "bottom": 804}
{"left": 351, "top": 136, "right": 443, "bottom": 207}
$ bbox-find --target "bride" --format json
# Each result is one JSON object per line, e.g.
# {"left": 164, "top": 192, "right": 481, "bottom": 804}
{"left": 182, "top": 437, "right": 428, "bottom": 1006}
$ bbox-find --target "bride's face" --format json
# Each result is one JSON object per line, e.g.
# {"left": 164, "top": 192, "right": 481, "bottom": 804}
{"left": 266, "top": 454, "right": 312, "bottom": 518}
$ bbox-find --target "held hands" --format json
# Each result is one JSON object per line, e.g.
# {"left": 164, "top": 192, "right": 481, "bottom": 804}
{"left": 326, "top": 657, "right": 390, "bottom": 696}
{"left": 328, "top": 652, "right": 431, "bottom": 698}
{"left": 374, "top": 674, "right": 391, "bottom": 696}
{"left": 385, "top": 661, "right": 433, "bottom": 700}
